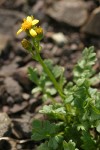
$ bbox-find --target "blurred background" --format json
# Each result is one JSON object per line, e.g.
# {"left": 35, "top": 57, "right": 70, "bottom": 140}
{"left": 0, "top": 0, "right": 100, "bottom": 149}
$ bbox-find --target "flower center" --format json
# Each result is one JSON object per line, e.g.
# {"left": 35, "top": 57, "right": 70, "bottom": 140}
{"left": 21, "top": 19, "right": 32, "bottom": 30}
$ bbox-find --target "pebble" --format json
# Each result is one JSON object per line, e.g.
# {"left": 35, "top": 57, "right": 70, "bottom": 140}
{"left": 51, "top": 32, "right": 67, "bottom": 46}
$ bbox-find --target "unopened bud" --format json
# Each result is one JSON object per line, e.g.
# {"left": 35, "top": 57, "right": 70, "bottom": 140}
{"left": 21, "top": 39, "right": 32, "bottom": 50}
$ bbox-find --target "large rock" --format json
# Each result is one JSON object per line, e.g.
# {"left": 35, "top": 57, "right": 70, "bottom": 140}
{"left": 0, "top": 9, "right": 25, "bottom": 36}
{"left": 82, "top": 7, "right": 100, "bottom": 36}
{"left": 46, "top": 0, "right": 88, "bottom": 27}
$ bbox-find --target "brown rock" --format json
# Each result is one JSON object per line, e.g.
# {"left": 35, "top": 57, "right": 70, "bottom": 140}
{"left": 46, "top": 0, "right": 88, "bottom": 27}
{"left": 4, "top": 77, "right": 22, "bottom": 97}
{"left": 13, "top": 65, "right": 31, "bottom": 90}
{"left": 82, "top": 7, "right": 100, "bottom": 36}
{"left": 0, "top": 34, "right": 10, "bottom": 54}
{"left": 0, "top": 63, "right": 18, "bottom": 77}
{"left": 0, "top": 113, "right": 11, "bottom": 137}
{"left": 10, "top": 102, "right": 28, "bottom": 113}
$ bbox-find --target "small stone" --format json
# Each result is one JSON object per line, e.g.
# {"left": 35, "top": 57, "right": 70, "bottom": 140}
{"left": 13, "top": 65, "right": 31, "bottom": 90}
{"left": 0, "top": 34, "right": 10, "bottom": 54}
{"left": 82, "top": 7, "right": 100, "bottom": 36}
{"left": 0, "top": 113, "right": 11, "bottom": 137}
{"left": 51, "top": 32, "right": 67, "bottom": 46}
{"left": 10, "top": 102, "right": 28, "bottom": 113}
{"left": 22, "top": 93, "right": 30, "bottom": 100}
{"left": 0, "top": 63, "right": 18, "bottom": 77}
{"left": 4, "top": 77, "right": 22, "bottom": 98}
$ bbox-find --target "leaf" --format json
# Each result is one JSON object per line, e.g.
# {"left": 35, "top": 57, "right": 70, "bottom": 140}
{"left": 40, "top": 105, "right": 66, "bottom": 115}
{"left": 63, "top": 140, "right": 78, "bottom": 150}
{"left": 73, "top": 46, "right": 97, "bottom": 80}
{"left": 96, "top": 120, "right": 100, "bottom": 133}
{"left": 40, "top": 105, "right": 66, "bottom": 121}
{"left": 52, "top": 65, "right": 64, "bottom": 78}
{"left": 37, "top": 142, "right": 51, "bottom": 150}
{"left": 65, "top": 95, "right": 73, "bottom": 104}
{"left": 81, "top": 131, "right": 96, "bottom": 150}
{"left": 28, "top": 67, "right": 38, "bottom": 84}
{"left": 48, "top": 134, "right": 63, "bottom": 150}
{"left": 46, "top": 87, "right": 57, "bottom": 95}
{"left": 44, "top": 59, "right": 53, "bottom": 70}
{"left": 31, "top": 120, "right": 57, "bottom": 141}
{"left": 32, "top": 87, "right": 42, "bottom": 94}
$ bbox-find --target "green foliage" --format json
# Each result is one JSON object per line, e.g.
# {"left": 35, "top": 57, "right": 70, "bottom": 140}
{"left": 30, "top": 47, "right": 100, "bottom": 150}
{"left": 31, "top": 120, "right": 57, "bottom": 141}
{"left": 73, "top": 46, "right": 97, "bottom": 80}
{"left": 63, "top": 140, "right": 79, "bottom": 150}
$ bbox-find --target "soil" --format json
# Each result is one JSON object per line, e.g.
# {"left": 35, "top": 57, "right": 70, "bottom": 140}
{"left": 0, "top": 0, "right": 100, "bottom": 149}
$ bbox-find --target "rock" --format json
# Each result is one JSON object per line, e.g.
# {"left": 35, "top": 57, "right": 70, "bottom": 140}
{"left": 22, "top": 93, "right": 30, "bottom": 100}
{"left": 0, "top": 0, "right": 26, "bottom": 10}
{"left": 82, "top": 7, "right": 100, "bottom": 36}
{"left": 4, "top": 77, "right": 22, "bottom": 98}
{"left": 0, "top": 34, "right": 10, "bottom": 54}
{"left": 0, "top": 9, "right": 25, "bottom": 36}
{"left": 0, "top": 113, "right": 11, "bottom": 137}
{"left": 0, "top": 63, "right": 18, "bottom": 77}
{"left": 51, "top": 32, "right": 67, "bottom": 46}
{"left": 46, "top": 0, "right": 88, "bottom": 27}
{"left": 10, "top": 102, "right": 28, "bottom": 113}
{"left": 13, "top": 65, "right": 31, "bottom": 90}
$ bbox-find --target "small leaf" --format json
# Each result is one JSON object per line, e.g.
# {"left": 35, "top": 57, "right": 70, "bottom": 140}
{"left": 96, "top": 120, "right": 100, "bottom": 133}
{"left": 46, "top": 88, "right": 57, "bottom": 95}
{"left": 32, "top": 120, "right": 57, "bottom": 141}
{"left": 48, "top": 135, "right": 63, "bottom": 149}
{"left": 32, "top": 87, "right": 42, "bottom": 94}
{"left": 28, "top": 67, "right": 38, "bottom": 84}
{"left": 37, "top": 142, "right": 51, "bottom": 150}
{"left": 65, "top": 95, "right": 73, "bottom": 103}
{"left": 63, "top": 140, "right": 78, "bottom": 150}
{"left": 52, "top": 65, "right": 64, "bottom": 78}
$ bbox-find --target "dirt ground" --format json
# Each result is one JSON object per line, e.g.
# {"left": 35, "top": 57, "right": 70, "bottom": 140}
{"left": 0, "top": 0, "right": 100, "bottom": 149}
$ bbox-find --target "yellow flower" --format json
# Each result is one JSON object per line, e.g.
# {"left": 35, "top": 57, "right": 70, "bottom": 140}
{"left": 17, "top": 16, "right": 39, "bottom": 37}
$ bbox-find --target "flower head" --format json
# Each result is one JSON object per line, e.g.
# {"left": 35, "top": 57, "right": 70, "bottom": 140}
{"left": 35, "top": 27, "right": 43, "bottom": 35}
{"left": 17, "top": 16, "right": 39, "bottom": 37}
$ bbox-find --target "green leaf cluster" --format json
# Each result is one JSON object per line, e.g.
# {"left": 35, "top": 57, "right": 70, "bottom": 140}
{"left": 30, "top": 47, "right": 100, "bottom": 150}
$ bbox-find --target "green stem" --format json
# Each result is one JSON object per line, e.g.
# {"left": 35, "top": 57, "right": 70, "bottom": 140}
{"left": 34, "top": 48, "right": 65, "bottom": 100}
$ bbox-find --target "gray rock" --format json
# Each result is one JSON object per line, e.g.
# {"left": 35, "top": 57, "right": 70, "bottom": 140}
{"left": 82, "top": 7, "right": 100, "bottom": 36}
{"left": 0, "top": 112, "right": 11, "bottom": 137}
{"left": 0, "top": 63, "right": 18, "bottom": 77}
{"left": 46, "top": 0, "right": 88, "bottom": 27}
{"left": 0, "top": 34, "right": 10, "bottom": 54}
{"left": 51, "top": 32, "right": 67, "bottom": 46}
{"left": 0, "top": 9, "right": 25, "bottom": 35}
{"left": 4, "top": 77, "right": 22, "bottom": 97}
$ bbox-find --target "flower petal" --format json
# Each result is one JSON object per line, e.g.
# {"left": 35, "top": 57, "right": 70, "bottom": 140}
{"left": 32, "top": 19, "right": 39, "bottom": 26}
{"left": 27, "top": 16, "right": 32, "bottom": 22}
{"left": 29, "top": 29, "right": 37, "bottom": 37}
{"left": 17, "top": 28, "right": 23, "bottom": 35}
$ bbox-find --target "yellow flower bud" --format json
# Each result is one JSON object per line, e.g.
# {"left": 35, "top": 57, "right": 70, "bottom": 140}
{"left": 35, "top": 27, "right": 43, "bottom": 35}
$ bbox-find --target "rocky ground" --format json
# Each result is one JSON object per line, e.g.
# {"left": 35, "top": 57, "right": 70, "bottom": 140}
{"left": 0, "top": 0, "right": 100, "bottom": 149}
